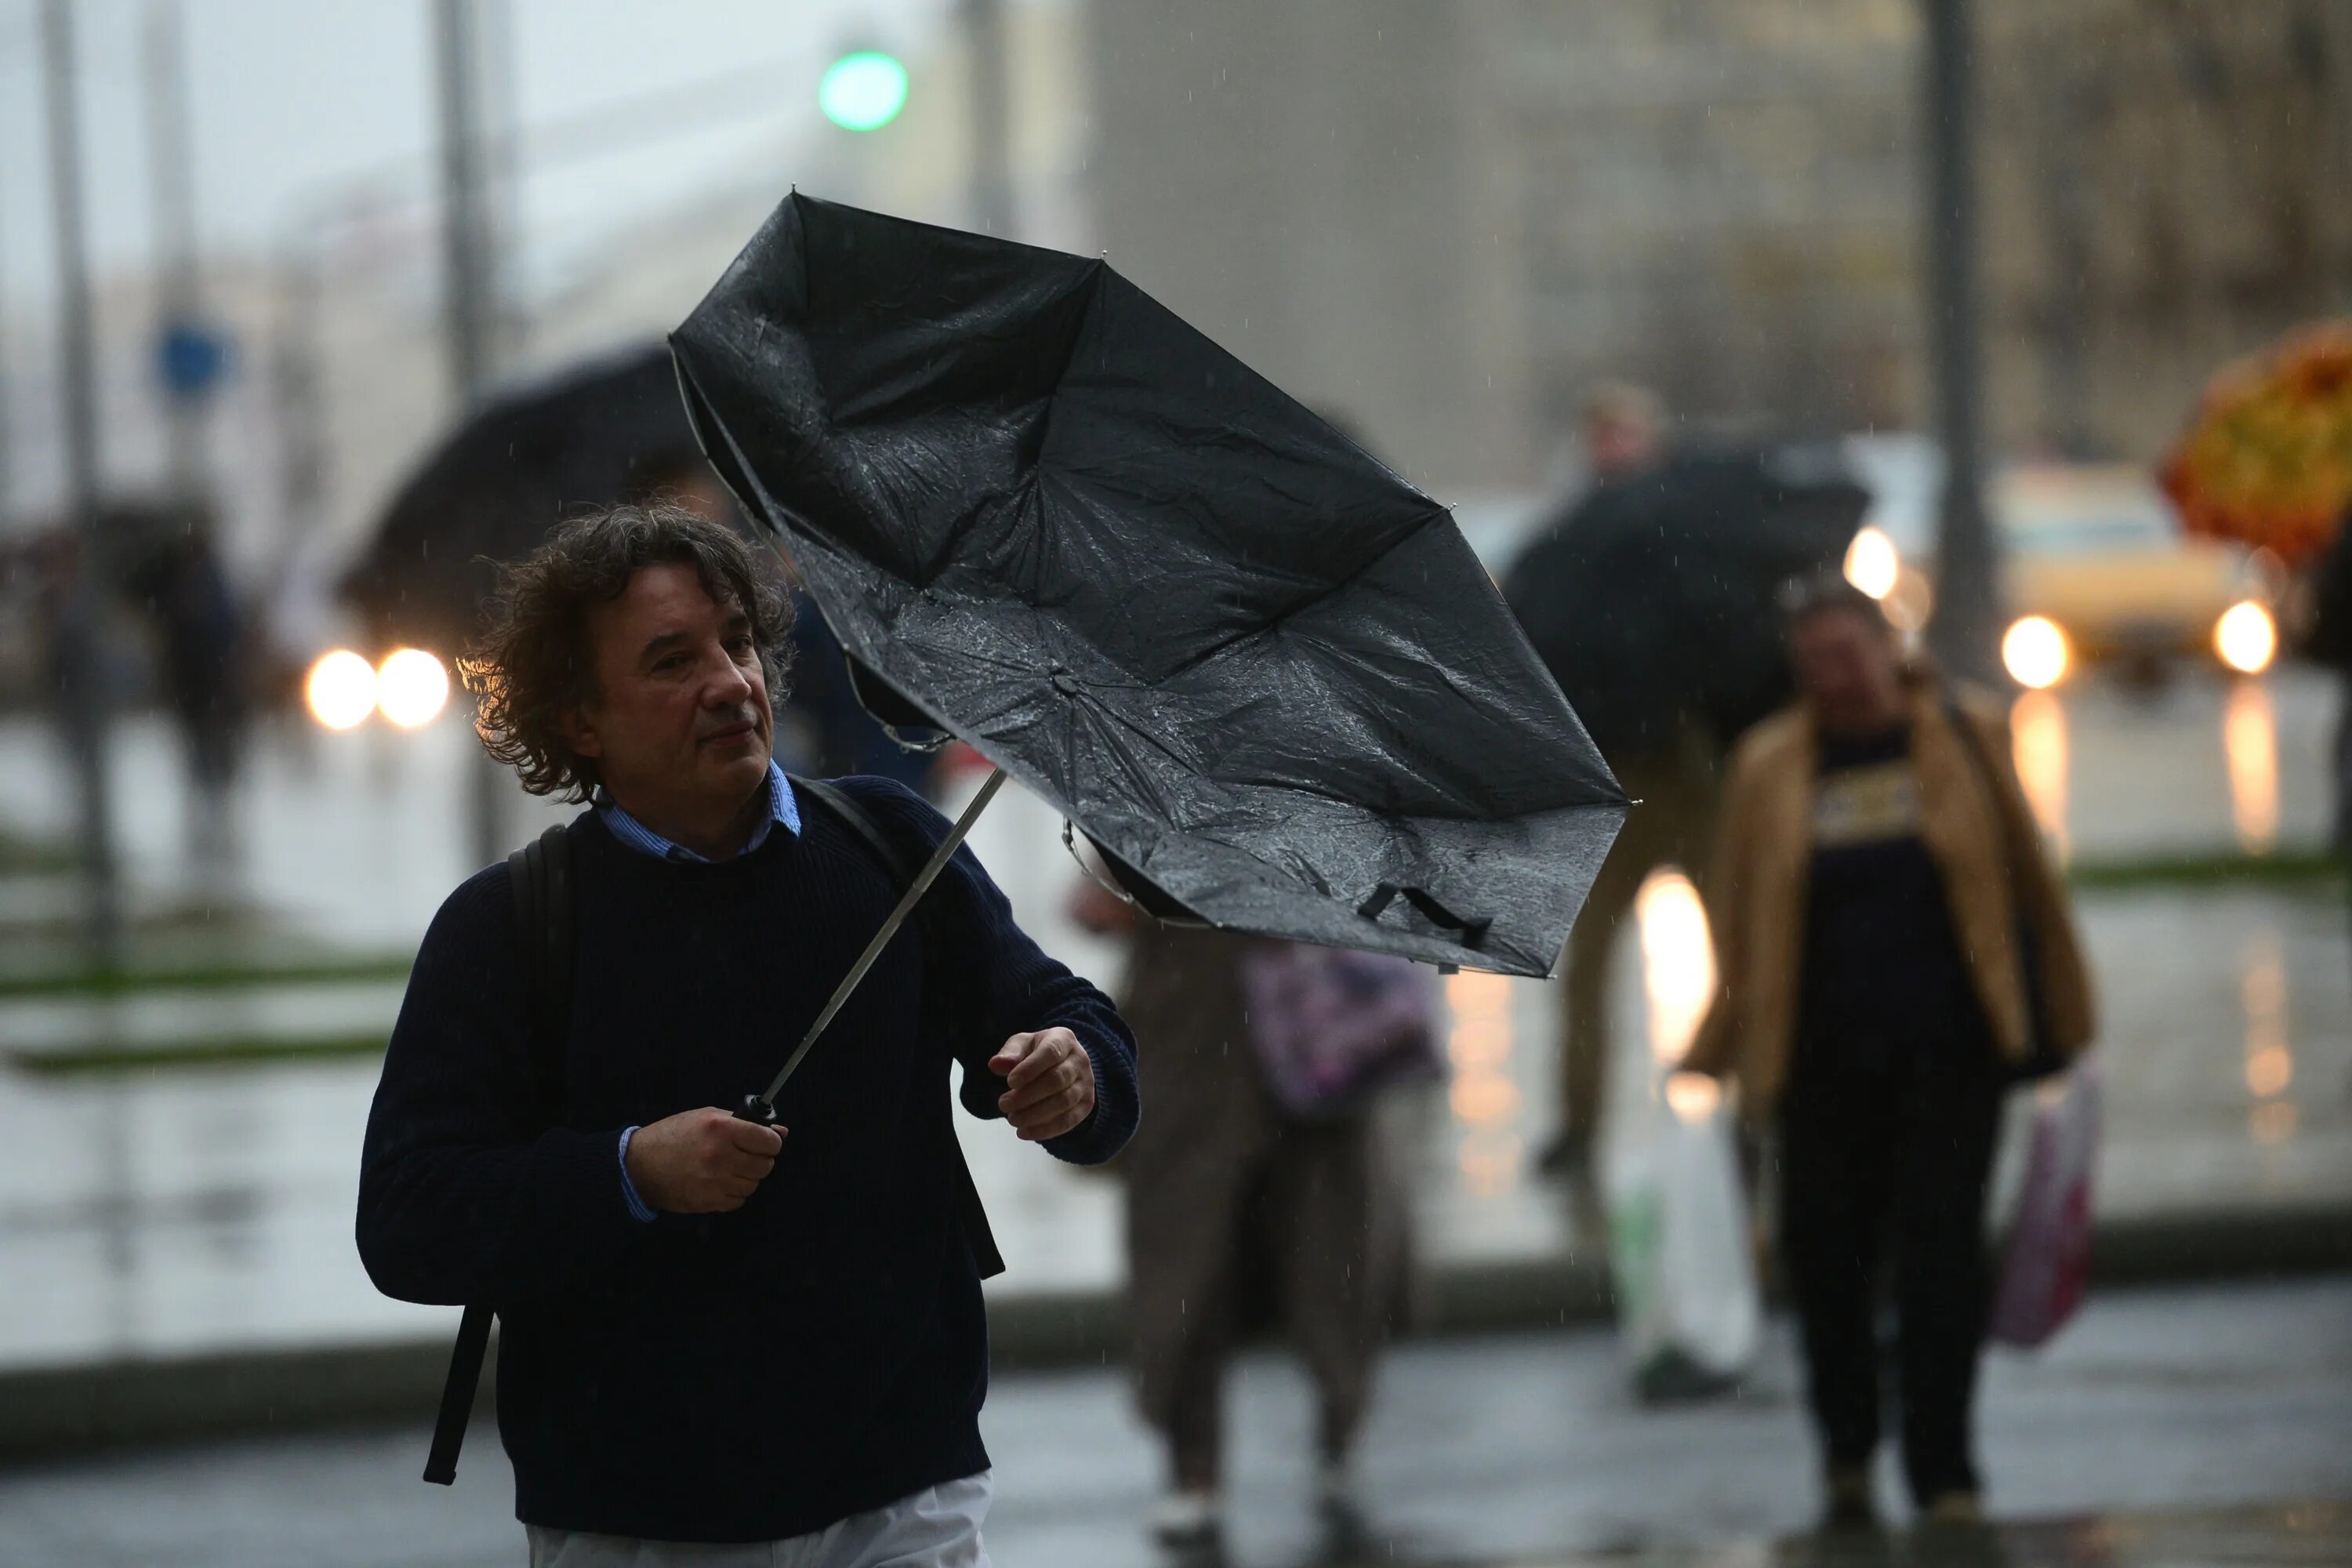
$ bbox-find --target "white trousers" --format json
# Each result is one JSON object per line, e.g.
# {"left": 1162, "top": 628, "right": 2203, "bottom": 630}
{"left": 524, "top": 1473, "right": 991, "bottom": 1568}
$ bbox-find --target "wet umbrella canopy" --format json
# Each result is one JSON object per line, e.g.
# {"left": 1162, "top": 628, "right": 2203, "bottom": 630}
{"left": 345, "top": 343, "right": 706, "bottom": 653}
{"left": 671, "top": 194, "right": 1625, "bottom": 978}
{"left": 1503, "top": 451, "right": 1869, "bottom": 761}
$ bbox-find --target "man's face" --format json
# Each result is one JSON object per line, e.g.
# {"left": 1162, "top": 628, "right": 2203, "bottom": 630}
{"left": 1789, "top": 607, "right": 1906, "bottom": 738}
{"left": 1583, "top": 412, "right": 1660, "bottom": 483}
{"left": 565, "top": 562, "right": 774, "bottom": 822}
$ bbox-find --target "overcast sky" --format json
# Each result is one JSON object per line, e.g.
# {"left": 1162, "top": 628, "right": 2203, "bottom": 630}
{"left": 0, "top": 0, "right": 946, "bottom": 307}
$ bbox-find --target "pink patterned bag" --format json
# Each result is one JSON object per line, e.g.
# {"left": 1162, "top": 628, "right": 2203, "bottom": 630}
{"left": 1240, "top": 943, "right": 1441, "bottom": 1119}
{"left": 1990, "top": 1059, "right": 2102, "bottom": 1348}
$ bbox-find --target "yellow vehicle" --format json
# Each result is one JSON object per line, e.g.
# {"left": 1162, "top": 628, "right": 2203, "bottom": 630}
{"left": 1838, "top": 438, "right": 2278, "bottom": 689}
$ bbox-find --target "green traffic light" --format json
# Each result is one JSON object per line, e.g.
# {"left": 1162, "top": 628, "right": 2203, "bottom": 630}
{"left": 819, "top": 51, "right": 909, "bottom": 132}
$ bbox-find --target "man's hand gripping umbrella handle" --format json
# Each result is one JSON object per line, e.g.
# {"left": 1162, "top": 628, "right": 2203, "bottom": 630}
{"left": 735, "top": 768, "right": 1010, "bottom": 1127}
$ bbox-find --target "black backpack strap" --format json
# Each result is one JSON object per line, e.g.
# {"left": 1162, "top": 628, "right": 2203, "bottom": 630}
{"left": 790, "top": 777, "right": 1007, "bottom": 1281}
{"left": 425, "top": 823, "right": 575, "bottom": 1486}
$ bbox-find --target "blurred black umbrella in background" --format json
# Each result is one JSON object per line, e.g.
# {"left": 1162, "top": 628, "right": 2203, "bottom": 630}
{"left": 673, "top": 194, "right": 1626, "bottom": 981}
{"left": 342, "top": 342, "right": 702, "bottom": 654}
{"left": 1501, "top": 450, "right": 1870, "bottom": 761}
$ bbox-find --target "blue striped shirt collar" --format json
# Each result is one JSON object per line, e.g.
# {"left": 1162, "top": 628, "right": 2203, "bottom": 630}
{"left": 596, "top": 759, "right": 800, "bottom": 863}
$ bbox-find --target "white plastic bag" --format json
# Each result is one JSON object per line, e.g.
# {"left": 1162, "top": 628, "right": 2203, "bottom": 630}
{"left": 1607, "top": 1077, "right": 1762, "bottom": 1399}
{"left": 1991, "top": 1058, "right": 2101, "bottom": 1350}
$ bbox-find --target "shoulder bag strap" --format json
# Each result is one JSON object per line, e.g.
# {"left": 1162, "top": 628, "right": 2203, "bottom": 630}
{"left": 424, "top": 823, "right": 575, "bottom": 1485}
{"left": 789, "top": 777, "right": 1007, "bottom": 1280}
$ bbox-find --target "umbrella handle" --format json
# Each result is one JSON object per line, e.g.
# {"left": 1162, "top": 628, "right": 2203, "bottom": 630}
{"left": 1358, "top": 883, "right": 1493, "bottom": 949}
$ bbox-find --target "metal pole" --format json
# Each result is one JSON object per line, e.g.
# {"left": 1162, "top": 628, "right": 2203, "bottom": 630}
{"left": 0, "top": 156, "right": 14, "bottom": 524}
{"left": 1922, "top": 0, "right": 2001, "bottom": 684}
{"left": 143, "top": 0, "right": 207, "bottom": 503}
{"left": 963, "top": 0, "right": 1015, "bottom": 238}
{"left": 434, "top": 0, "right": 508, "bottom": 869}
{"left": 40, "top": 0, "right": 122, "bottom": 966}
{"left": 270, "top": 250, "right": 327, "bottom": 550}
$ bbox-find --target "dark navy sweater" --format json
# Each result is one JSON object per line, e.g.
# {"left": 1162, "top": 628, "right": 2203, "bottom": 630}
{"left": 356, "top": 776, "right": 1138, "bottom": 1542}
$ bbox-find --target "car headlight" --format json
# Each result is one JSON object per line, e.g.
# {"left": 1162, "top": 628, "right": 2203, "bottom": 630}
{"left": 2002, "top": 616, "right": 2071, "bottom": 690}
{"left": 376, "top": 648, "right": 452, "bottom": 728}
{"left": 305, "top": 650, "right": 379, "bottom": 731}
{"left": 2213, "top": 601, "right": 2277, "bottom": 676}
{"left": 1843, "top": 527, "right": 1900, "bottom": 601}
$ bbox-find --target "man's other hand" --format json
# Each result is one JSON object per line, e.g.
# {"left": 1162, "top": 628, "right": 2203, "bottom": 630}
{"left": 626, "top": 1107, "right": 786, "bottom": 1214}
{"left": 989, "top": 1028, "right": 1096, "bottom": 1142}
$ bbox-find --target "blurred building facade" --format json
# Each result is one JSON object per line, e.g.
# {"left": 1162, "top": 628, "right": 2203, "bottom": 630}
{"left": 1980, "top": 1, "right": 2352, "bottom": 461}
{"left": 1087, "top": 0, "right": 2352, "bottom": 494}
{"left": 6, "top": 0, "right": 2350, "bottom": 695}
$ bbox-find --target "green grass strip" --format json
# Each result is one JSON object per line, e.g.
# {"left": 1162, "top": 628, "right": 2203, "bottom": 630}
{"left": 7, "top": 1031, "right": 389, "bottom": 1076}
{"left": 0, "top": 953, "right": 415, "bottom": 1000}
{"left": 2069, "top": 848, "right": 2344, "bottom": 891}
{"left": 0, "top": 829, "right": 79, "bottom": 875}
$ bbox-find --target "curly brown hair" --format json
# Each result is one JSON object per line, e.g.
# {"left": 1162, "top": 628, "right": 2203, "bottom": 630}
{"left": 460, "top": 503, "right": 795, "bottom": 800}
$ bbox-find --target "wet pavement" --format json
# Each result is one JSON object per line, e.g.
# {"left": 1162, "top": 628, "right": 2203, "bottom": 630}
{"left": 0, "top": 673, "right": 2348, "bottom": 1370}
{"left": 1, "top": 1278, "right": 2346, "bottom": 1567}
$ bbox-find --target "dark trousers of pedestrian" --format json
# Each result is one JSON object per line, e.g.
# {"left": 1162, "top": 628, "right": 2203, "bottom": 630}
{"left": 1556, "top": 732, "right": 1722, "bottom": 1162}
{"left": 1777, "top": 1033, "right": 2004, "bottom": 1508}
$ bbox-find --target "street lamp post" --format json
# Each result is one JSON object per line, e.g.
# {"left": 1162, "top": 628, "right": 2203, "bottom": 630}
{"left": 434, "top": 0, "right": 510, "bottom": 871}
{"left": 39, "top": 0, "right": 122, "bottom": 967}
{"left": 144, "top": 0, "right": 211, "bottom": 505}
{"left": 1922, "top": 0, "right": 2001, "bottom": 684}
{"left": 962, "top": 0, "right": 1014, "bottom": 238}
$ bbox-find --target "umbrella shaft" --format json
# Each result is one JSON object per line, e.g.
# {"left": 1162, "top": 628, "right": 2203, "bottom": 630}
{"left": 754, "top": 767, "right": 1008, "bottom": 1108}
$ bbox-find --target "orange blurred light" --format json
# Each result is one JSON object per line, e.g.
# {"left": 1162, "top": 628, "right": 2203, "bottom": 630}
{"left": 1664, "top": 1071, "right": 1722, "bottom": 1123}
{"left": 2223, "top": 681, "right": 2279, "bottom": 855}
{"left": 1636, "top": 870, "right": 1715, "bottom": 1067}
{"left": 376, "top": 648, "right": 451, "bottom": 729}
{"left": 1843, "top": 527, "right": 1900, "bottom": 601}
{"left": 305, "top": 650, "right": 377, "bottom": 731}
{"left": 2009, "top": 689, "right": 2071, "bottom": 862}
{"left": 2214, "top": 601, "right": 2278, "bottom": 676}
{"left": 2002, "top": 616, "right": 2071, "bottom": 690}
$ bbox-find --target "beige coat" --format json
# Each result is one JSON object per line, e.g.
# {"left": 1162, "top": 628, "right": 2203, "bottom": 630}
{"left": 1682, "top": 677, "right": 2095, "bottom": 1112}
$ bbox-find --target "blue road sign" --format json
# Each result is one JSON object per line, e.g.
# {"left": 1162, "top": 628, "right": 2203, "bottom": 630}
{"left": 158, "top": 320, "right": 230, "bottom": 402}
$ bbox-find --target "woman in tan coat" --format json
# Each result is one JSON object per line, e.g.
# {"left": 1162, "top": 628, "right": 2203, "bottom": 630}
{"left": 1683, "top": 573, "right": 2093, "bottom": 1530}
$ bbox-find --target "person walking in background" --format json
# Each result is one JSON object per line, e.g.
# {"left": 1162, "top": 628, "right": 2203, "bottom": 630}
{"left": 2299, "top": 507, "right": 2352, "bottom": 869}
{"left": 1505, "top": 382, "right": 1717, "bottom": 1185}
{"left": 144, "top": 519, "right": 249, "bottom": 873}
{"left": 1073, "top": 882, "right": 1418, "bottom": 1551}
{"left": 1682, "top": 572, "right": 2094, "bottom": 1531}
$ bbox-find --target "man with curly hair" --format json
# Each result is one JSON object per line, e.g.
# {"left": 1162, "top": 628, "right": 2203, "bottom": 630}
{"left": 357, "top": 504, "right": 1138, "bottom": 1566}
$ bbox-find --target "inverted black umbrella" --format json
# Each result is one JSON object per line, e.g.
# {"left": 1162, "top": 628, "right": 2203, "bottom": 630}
{"left": 344, "top": 343, "right": 706, "bottom": 654}
{"left": 670, "top": 194, "right": 1625, "bottom": 1110}
{"left": 1501, "top": 450, "right": 1869, "bottom": 761}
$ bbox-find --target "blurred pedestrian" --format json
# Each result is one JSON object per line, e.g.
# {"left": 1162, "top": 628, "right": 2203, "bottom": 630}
{"left": 358, "top": 505, "right": 1138, "bottom": 1565}
{"left": 1074, "top": 882, "right": 1414, "bottom": 1548}
{"left": 2301, "top": 506, "right": 2352, "bottom": 852}
{"left": 1682, "top": 572, "right": 2094, "bottom": 1530}
{"left": 141, "top": 521, "right": 249, "bottom": 869}
{"left": 35, "top": 532, "right": 107, "bottom": 781}
{"left": 1512, "top": 382, "right": 1717, "bottom": 1185}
